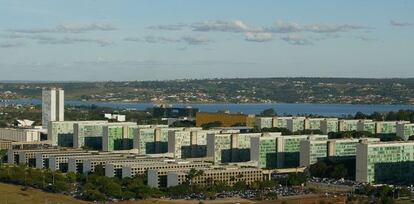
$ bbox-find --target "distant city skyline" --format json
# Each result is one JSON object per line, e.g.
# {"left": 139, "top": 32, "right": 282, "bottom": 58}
{"left": 0, "top": 0, "right": 413, "bottom": 81}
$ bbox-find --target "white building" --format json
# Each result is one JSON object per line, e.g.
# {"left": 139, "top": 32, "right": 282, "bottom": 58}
{"left": 42, "top": 88, "right": 64, "bottom": 129}
{"left": 255, "top": 117, "right": 273, "bottom": 129}
{"left": 0, "top": 128, "right": 41, "bottom": 142}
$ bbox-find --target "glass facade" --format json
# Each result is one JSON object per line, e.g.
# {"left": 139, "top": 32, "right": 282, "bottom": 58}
{"left": 366, "top": 143, "right": 414, "bottom": 183}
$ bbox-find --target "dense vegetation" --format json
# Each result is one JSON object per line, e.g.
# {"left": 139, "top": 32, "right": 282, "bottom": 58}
{"left": 0, "top": 160, "right": 306, "bottom": 202}
{"left": 1, "top": 77, "right": 414, "bottom": 104}
{"left": 0, "top": 105, "right": 163, "bottom": 128}
{"left": 309, "top": 160, "right": 354, "bottom": 180}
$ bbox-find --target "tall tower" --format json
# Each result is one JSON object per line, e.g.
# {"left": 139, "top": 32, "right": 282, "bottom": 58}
{"left": 42, "top": 88, "right": 64, "bottom": 129}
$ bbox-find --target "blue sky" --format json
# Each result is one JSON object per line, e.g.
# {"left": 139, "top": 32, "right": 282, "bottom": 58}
{"left": 0, "top": 0, "right": 413, "bottom": 81}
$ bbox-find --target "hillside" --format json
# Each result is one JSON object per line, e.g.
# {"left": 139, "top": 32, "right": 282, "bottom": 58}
{"left": 1, "top": 78, "right": 414, "bottom": 104}
{"left": 0, "top": 182, "right": 91, "bottom": 204}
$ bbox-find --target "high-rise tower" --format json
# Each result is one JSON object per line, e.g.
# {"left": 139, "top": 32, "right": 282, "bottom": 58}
{"left": 42, "top": 88, "right": 64, "bottom": 129}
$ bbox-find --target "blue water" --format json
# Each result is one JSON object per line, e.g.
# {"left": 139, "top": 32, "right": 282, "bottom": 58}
{"left": 1, "top": 99, "right": 414, "bottom": 117}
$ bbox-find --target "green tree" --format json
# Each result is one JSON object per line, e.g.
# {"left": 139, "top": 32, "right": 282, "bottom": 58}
{"left": 261, "top": 108, "right": 276, "bottom": 117}
{"left": 201, "top": 121, "right": 223, "bottom": 130}
{"left": 331, "top": 164, "right": 347, "bottom": 179}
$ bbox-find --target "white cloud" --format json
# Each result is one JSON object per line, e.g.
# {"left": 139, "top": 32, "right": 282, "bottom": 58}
{"left": 281, "top": 35, "right": 313, "bottom": 45}
{"left": 35, "top": 36, "right": 113, "bottom": 46}
{"left": 181, "top": 35, "right": 210, "bottom": 45}
{"left": 191, "top": 20, "right": 254, "bottom": 32}
{"left": 267, "top": 20, "right": 302, "bottom": 33}
{"left": 390, "top": 20, "right": 412, "bottom": 27}
{"left": 354, "top": 36, "right": 377, "bottom": 42}
{"left": 304, "top": 24, "right": 366, "bottom": 33}
{"left": 8, "top": 23, "right": 116, "bottom": 34}
{"left": 0, "top": 41, "right": 25, "bottom": 48}
{"left": 123, "top": 37, "right": 141, "bottom": 42}
{"left": 245, "top": 32, "right": 272, "bottom": 42}
{"left": 144, "top": 36, "right": 180, "bottom": 43}
{"left": 147, "top": 23, "right": 187, "bottom": 30}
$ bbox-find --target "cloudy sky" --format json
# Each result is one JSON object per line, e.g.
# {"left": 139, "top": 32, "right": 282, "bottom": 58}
{"left": 0, "top": 0, "right": 413, "bottom": 81}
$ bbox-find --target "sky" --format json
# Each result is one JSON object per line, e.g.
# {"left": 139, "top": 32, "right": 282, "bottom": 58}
{"left": 0, "top": 0, "right": 413, "bottom": 81}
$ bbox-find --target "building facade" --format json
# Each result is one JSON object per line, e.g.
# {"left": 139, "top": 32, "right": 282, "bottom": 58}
{"left": 42, "top": 88, "right": 64, "bottom": 129}
{"left": 196, "top": 112, "right": 256, "bottom": 127}
{"left": 356, "top": 141, "right": 414, "bottom": 184}
{"left": 397, "top": 123, "right": 414, "bottom": 141}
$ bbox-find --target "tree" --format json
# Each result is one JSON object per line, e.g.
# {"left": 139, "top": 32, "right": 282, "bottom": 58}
{"left": 331, "top": 164, "right": 347, "bottom": 179}
{"left": 355, "top": 112, "right": 367, "bottom": 119}
{"left": 261, "top": 108, "right": 276, "bottom": 117}
{"left": 201, "top": 121, "right": 223, "bottom": 130}
{"left": 309, "top": 161, "right": 328, "bottom": 177}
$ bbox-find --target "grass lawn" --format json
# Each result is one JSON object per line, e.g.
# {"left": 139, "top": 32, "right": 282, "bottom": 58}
{"left": 0, "top": 182, "right": 91, "bottom": 204}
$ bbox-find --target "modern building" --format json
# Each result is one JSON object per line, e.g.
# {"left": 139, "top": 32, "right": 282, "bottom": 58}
{"left": 48, "top": 121, "right": 77, "bottom": 147}
{"left": 104, "top": 114, "right": 126, "bottom": 122}
{"left": 167, "top": 166, "right": 264, "bottom": 188}
{"left": 356, "top": 141, "right": 414, "bottom": 184}
{"left": 7, "top": 148, "right": 61, "bottom": 165}
{"left": 102, "top": 122, "right": 137, "bottom": 151}
{"left": 67, "top": 154, "right": 130, "bottom": 173}
{"left": 397, "top": 123, "right": 414, "bottom": 141}
{"left": 320, "top": 118, "right": 339, "bottom": 134}
{"left": 356, "top": 120, "right": 376, "bottom": 134}
{"left": 168, "top": 128, "right": 217, "bottom": 159}
{"left": 250, "top": 135, "right": 328, "bottom": 169}
{"left": 338, "top": 120, "right": 360, "bottom": 132}
{"left": 73, "top": 121, "right": 109, "bottom": 149}
{"left": 35, "top": 150, "right": 93, "bottom": 169}
{"left": 304, "top": 118, "right": 325, "bottom": 131}
{"left": 42, "top": 88, "right": 64, "bottom": 129}
{"left": 133, "top": 127, "right": 183, "bottom": 154}
{"left": 287, "top": 117, "right": 306, "bottom": 132}
{"left": 0, "top": 140, "right": 13, "bottom": 150}
{"left": 207, "top": 132, "right": 281, "bottom": 164}
{"left": 152, "top": 105, "right": 199, "bottom": 118}
{"left": 272, "top": 117, "right": 292, "bottom": 129}
{"left": 255, "top": 117, "right": 273, "bottom": 129}
{"left": 300, "top": 137, "right": 381, "bottom": 167}
{"left": 0, "top": 128, "right": 41, "bottom": 142}
{"left": 82, "top": 157, "right": 158, "bottom": 174}
{"left": 196, "top": 112, "right": 256, "bottom": 127}
{"left": 123, "top": 160, "right": 212, "bottom": 178}
{"left": 376, "top": 121, "right": 409, "bottom": 135}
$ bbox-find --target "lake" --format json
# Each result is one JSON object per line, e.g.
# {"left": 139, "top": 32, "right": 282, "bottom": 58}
{"left": 1, "top": 99, "right": 414, "bottom": 117}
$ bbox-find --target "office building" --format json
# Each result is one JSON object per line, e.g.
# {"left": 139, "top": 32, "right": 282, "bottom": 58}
{"left": 356, "top": 141, "right": 414, "bottom": 184}
{"left": 73, "top": 121, "right": 109, "bottom": 149}
{"left": 207, "top": 132, "right": 282, "bottom": 164}
{"left": 287, "top": 117, "right": 306, "bottom": 132}
{"left": 338, "top": 120, "right": 360, "bottom": 132}
{"left": 397, "top": 123, "right": 414, "bottom": 141}
{"left": 272, "top": 117, "right": 292, "bottom": 129}
{"left": 320, "top": 118, "right": 339, "bottom": 134}
{"left": 356, "top": 120, "right": 376, "bottom": 134}
{"left": 167, "top": 166, "right": 264, "bottom": 188}
{"left": 102, "top": 122, "right": 137, "bottom": 151}
{"left": 48, "top": 121, "right": 76, "bottom": 146}
{"left": 0, "top": 128, "right": 41, "bottom": 142}
{"left": 133, "top": 127, "right": 183, "bottom": 154}
{"left": 152, "top": 105, "right": 199, "bottom": 118}
{"left": 304, "top": 118, "right": 325, "bottom": 131}
{"left": 196, "top": 112, "right": 256, "bottom": 127}
{"left": 123, "top": 160, "right": 212, "bottom": 178}
{"left": 42, "top": 88, "right": 64, "bottom": 129}
{"left": 255, "top": 117, "right": 273, "bottom": 129}
{"left": 300, "top": 138, "right": 380, "bottom": 167}
{"left": 168, "top": 128, "right": 217, "bottom": 159}
{"left": 376, "top": 121, "right": 409, "bottom": 135}
{"left": 251, "top": 135, "right": 328, "bottom": 169}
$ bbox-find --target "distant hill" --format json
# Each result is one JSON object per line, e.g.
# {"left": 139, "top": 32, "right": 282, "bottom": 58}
{"left": 1, "top": 77, "right": 414, "bottom": 104}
